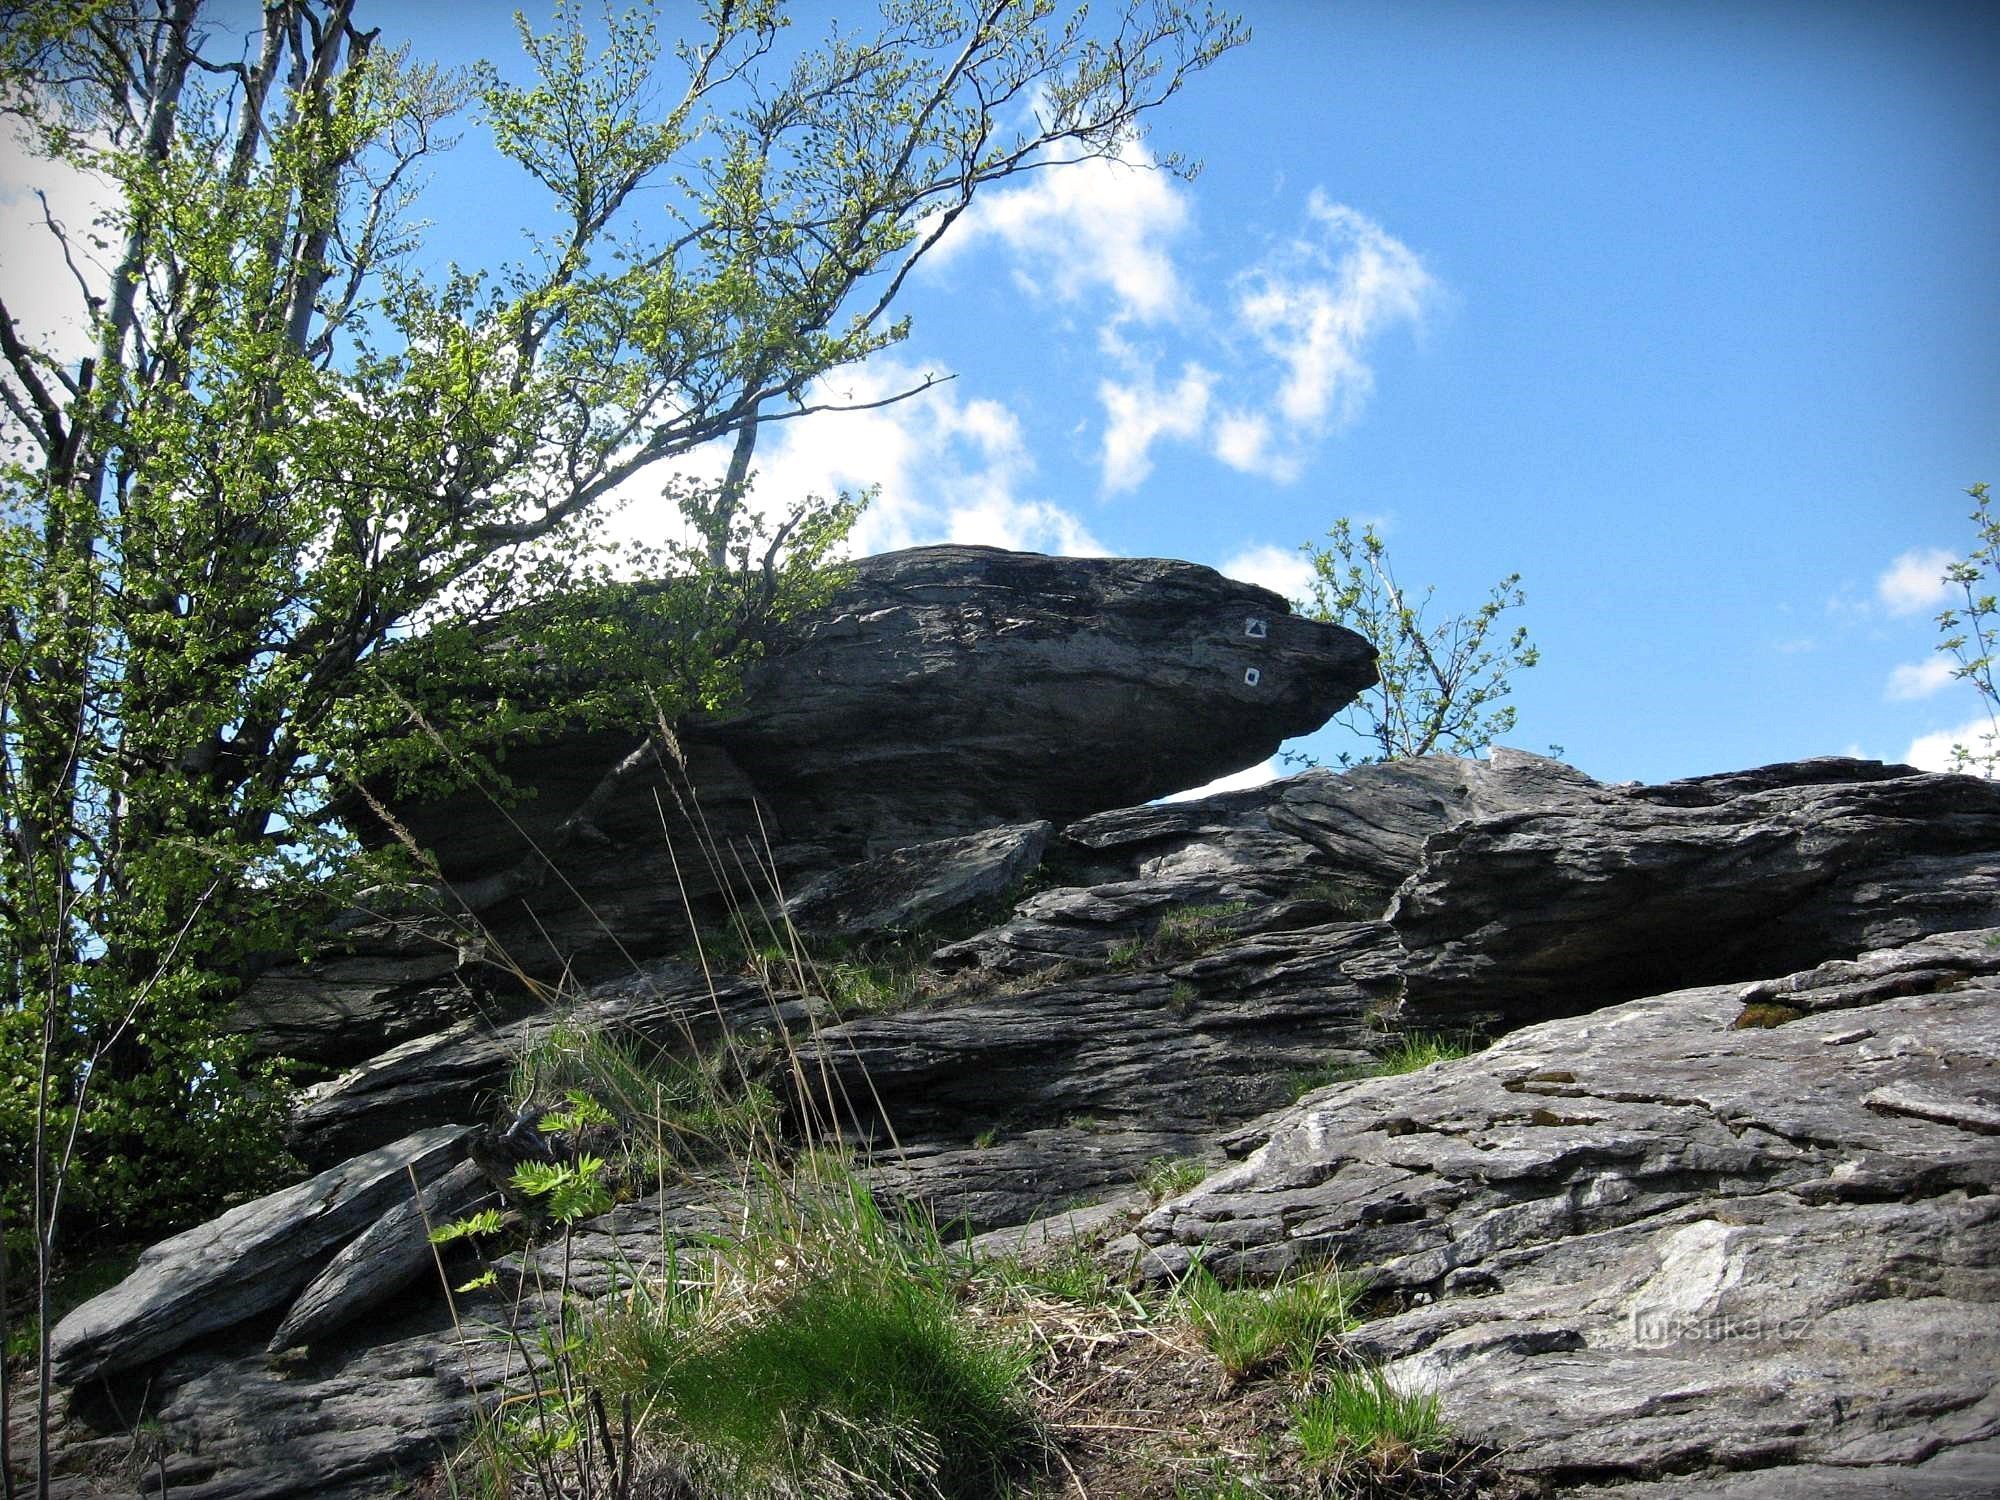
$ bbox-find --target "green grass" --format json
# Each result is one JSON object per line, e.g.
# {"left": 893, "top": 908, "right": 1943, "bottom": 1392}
{"left": 582, "top": 1165, "right": 1038, "bottom": 1499}
{"left": 1292, "top": 1363, "right": 1446, "bottom": 1463}
{"left": 1109, "top": 902, "right": 1249, "bottom": 969}
{"left": 1288, "top": 1031, "right": 1477, "bottom": 1098}
{"left": 1175, "top": 1261, "right": 1366, "bottom": 1384}
{"left": 510, "top": 1019, "right": 778, "bottom": 1189}
{"left": 1140, "top": 1155, "right": 1210, "bottom": 1204}
{"left": 977, "top": 1243, "right": 1123, "bottom": 1310}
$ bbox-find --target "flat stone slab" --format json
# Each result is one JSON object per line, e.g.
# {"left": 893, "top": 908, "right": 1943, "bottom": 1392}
{"left": 50, "top": 1125, "right": 469, "bottom": 1386}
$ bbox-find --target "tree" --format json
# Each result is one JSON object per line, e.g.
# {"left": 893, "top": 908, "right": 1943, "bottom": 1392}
{"left": 0, "top": 0, "right": 1245, "bottom": 1401}
{"left": 1297, "top": 518, "right": 1541, "bottom": 765}
{"left": 1935, "top": 481, "right": 2000, "bottom": 776}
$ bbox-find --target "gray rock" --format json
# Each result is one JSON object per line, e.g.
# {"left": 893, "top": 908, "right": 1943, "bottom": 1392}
{"left": 1391, "top": 757, "right": 2000, "bottom": 1031}
{"left": 861, "top": 1128, "right": 1203, "bottom": 1237}
{"left": 797, "top": 921, "right": 1397, "bottom": 1154}
{"left": 46, "top": 1280, "right": 548, "bottom": 1500}
{"left": 268, "top": 1158, "right": 498, "bottom": 1353}
{"left": 49, "top": 1126, "right": 470, "bottom": 1386}
{"left": 228, "top": 903, "right": 491, "bottom": 1068}
{"left": 783, "top": 820, "right": 1051, "bottom": 938}
{"left": 288, "top": 958, "right": 815, "bottom": 1167}
{"left": 940, "top": 751, "right": 1595, "bottom": 974}
{"left": 1130, "top": 928, "right": 2000, "bottom": 1488}
{"left": 240, "top": 546, "right": 1373, "bottom": 1069}
{"left": 690, "top": 546, "right": 1377, "bottom": 857}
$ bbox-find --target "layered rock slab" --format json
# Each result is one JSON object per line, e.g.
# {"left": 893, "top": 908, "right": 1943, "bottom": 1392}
{"left": 49, "top": 1126, "right": 470, "bottom": 1386}
{"left": 1391, "top": 757, "right": 2000, "bottom": 1031}
{"left": 1131, "top": 929, "right": 2000, "bottom": 1490}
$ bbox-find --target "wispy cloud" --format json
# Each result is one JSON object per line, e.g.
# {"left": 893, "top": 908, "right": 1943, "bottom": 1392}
{"left": 611, "top": 359, "right": 1104, "bottom": 561}
{"left": 1101, "top": 194, "right": 1433, "bottom": 490}
{"left": 1219, "top": 542, "right": 1314, "bottom": 604}
{"left": 1885, "top": 657, "right": 1957, "bottom": 701}
{"left": 925, "top": 134, "right": 1189, "bottom": 326}
{"left": 1098, "top": 360, "right": 1212, "bottom": 492}
{"left": 929, "top": 142, "right": 1433, "bottom": 495}
{"left": 1217, "top": 193, "right": 1434, "bottom": 480}
{"left": 1876, "top": 547, "right": 1956, "bottom": 616}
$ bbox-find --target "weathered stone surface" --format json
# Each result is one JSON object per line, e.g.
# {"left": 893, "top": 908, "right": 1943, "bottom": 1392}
{"left": 938, "top": 750, "right": 1595, "bottom": 974}
{"left": 799, "top": 922, "right": 1396, "bottom": 1153}
{"left": 50, "top": 1126, "right": 470, "bottom": 1386}
{"left": 861, "top": 1129, "right": 1200, "bottom": 1237}
{"left": 690, "top": 545, "right": 1377, "bottom": 856}
{"left": 289, "top": 959, "right": 815, "bottom": 1168}
{"left": 1130, "top": 928, "right": 2000, "bottom": 1490}
{"left": 228, "top": 904, "right": 493, "bottom": 1068}
{"left": 44, "top": 1283, "right": 546, "bottom": 1500}
{"left": 377, "top": 546, "right": 1374, "bottom": 885}
{"left": 782, "top": 820, "right": 1051, "bottom": 937}
{"left": 269, "top": 1158, "right": 498, "bottom": 1354}
{"left": 237, "top": 546, "right": 1373, "bottom": 1067}
{"left": 1391, "top": 757, "right": 2000, "bottom": 1031}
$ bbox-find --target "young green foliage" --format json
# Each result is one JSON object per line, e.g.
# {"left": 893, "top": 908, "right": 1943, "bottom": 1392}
{"left": 1935, "top": 481, "right": 2000, "bottom": 775}
{"left": 0, "top": 0, "right": 1247, "bottom": 1263}
{"left": 1299, "top": 518, "right": 1541, "bottom": 765}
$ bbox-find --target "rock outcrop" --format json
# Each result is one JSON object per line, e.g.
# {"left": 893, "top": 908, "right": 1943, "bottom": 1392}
{"left": 229, "top": 545, "right": 1375, "bottom": 1068}
{"left": 1390, "top": 756, "right": 2000, "bottom": 1032}
{"left": 30, "top": 553, "right": 2000, "bottom": 1500}
{"left": 1131, "top": 928, "right": 2000, "bottom": 1492}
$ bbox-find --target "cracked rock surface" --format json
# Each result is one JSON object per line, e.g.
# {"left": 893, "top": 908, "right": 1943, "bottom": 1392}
{"left": 1130, "top": 928, "right": 2000, "bottom": 1492}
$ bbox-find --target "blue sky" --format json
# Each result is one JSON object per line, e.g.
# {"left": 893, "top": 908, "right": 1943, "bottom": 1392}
{"left": 6, "top": 1, "right": 1996, "bottom": 790}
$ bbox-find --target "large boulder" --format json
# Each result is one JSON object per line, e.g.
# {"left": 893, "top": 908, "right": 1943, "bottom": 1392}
{"left": 231, "top": 546, "right": 1373, "bottom": 1065}
{"left": 374, "top": 545, "right": 1375, "bottom": 883}
{"left": 1128, "top": 928, "right": 2000, "bottom": 1491}
{"left": 49, "top": 1126, "right": 470, "bottom": 1386}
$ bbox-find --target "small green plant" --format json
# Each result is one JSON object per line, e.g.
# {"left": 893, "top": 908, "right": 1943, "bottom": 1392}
{"left": 511, "top": 1020, "right": 778, "bottom": 1187}
{"left": 1292, "top": 1363, "right": 1446, "bottom": 1463}
{"left": 1934, "top": 481, "right": 2000, "bottom": 775}
{"left": 1290, "top": 1032, "right": 1474, "bottom": 1097}
{"left": 1175, "top": 1261, "right": 1365, "bottom": 1384}
{"left": 1295, "top": 517, "right": 1541, "bottom": 765}
{"left": 1110, "top": 902, "right": 1248, "bottom": 970}
{"left": 1373, "top": 1032, "right": 1472, "bottom": 1074}
{"left": 1141, "top": 1156, "right": 1211, "bottom": 1204}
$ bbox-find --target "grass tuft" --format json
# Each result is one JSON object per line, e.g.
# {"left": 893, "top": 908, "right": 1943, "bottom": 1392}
{"left": 1292, "top": 1363, "right": 1446, "bottom": 1463}
{"left": 1176, "top": 1260, "right": 1366, "bottom": 1384}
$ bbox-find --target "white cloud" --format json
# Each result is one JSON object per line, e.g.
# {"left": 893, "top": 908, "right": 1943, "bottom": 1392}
{"left": 608, "top": 357, "right": 1105, "bottom": 562}
{"left": 1159, "top": 757, "right": 1282, "bottom": 802}
{"left": 1098, "top": 361, "right": 1212, "bottom": 492}
{"left": 925, "top": 135, "right": 1190, "bottom": 325}
{"left": 1885, "top": 657, "right": 1957, "bottom": 701}
{"left": 1875, "top": 547, "right": 1955, "bottom": 616}
{"left": 1091, "top": 192, "right": 1433, "bottom": 491}
{"left": 1221, "top": 193, "right": 1433, "bottom": 478}
{"left": 1220, "top": 543, "right": 1314, "bottom": 604}
{"left": 1903, "top": 714, "right": 2000, "bottom": 774}
{"left": 1211, "top": 410, "right": 1277, "bottom": 477}
{"left": 0, "top": 126, "right": 119, "bottom": 365}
